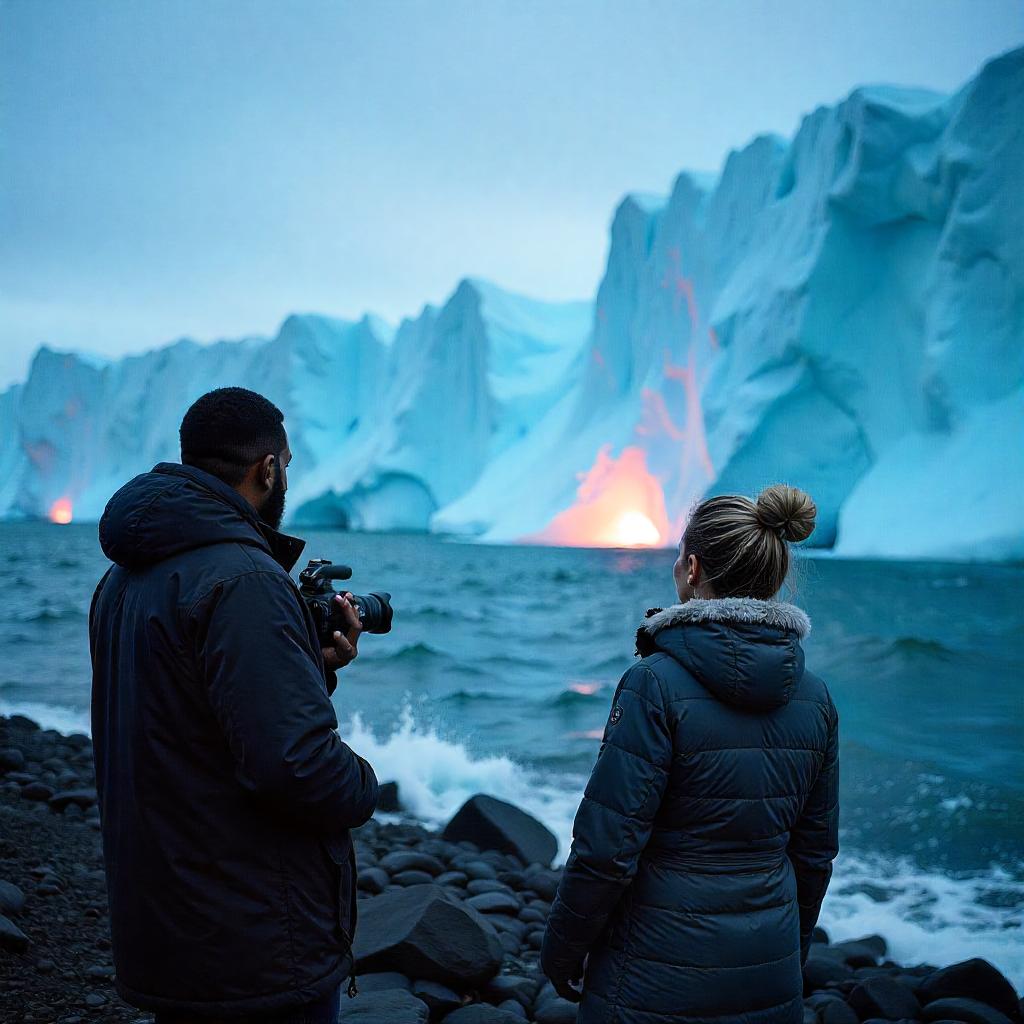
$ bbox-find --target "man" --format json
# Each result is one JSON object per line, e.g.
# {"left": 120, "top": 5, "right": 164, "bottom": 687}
{"left": 89, "top": 387, "right": 378, "bottom": 1023}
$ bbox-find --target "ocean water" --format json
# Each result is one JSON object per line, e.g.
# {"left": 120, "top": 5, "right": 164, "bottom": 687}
{"left": 1, "top": 522, "right": 1022, "bottom": 984}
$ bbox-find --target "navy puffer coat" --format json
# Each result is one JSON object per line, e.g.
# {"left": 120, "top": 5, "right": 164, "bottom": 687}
{"left": 542, "top": 598, "right": 839, "bottom": 1024}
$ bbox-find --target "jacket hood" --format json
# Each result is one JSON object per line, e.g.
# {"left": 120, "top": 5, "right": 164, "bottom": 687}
{"left": 98, "top": 462, "right": 305, "bottom": 571}
{"left": 636, "top": 598, "right": 811, "bottom": 712}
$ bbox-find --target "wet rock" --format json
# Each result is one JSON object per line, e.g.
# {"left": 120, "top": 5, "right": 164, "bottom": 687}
{"left": 849, "top": 976, "right": 920, "bottom": 1020}
{"left": 487, "top": 915, "right": 527, "bottom": 941}
{"left": 467, "top": 892, "right": 521, "bottom": 916}
{"left": 497, "top": 999, "right": 527, "bottom": 1019}
{"left": 444, "top": 1005, "right": 526, "bottom": 1024}
{"left": 411, "top": 979, "right": 462, "bottom": 1017}
{"left": 831, "top": 935, "right": 887, "bottom": 967}
{"left": 436, "top": 871, "right": 469, "bottom": 888}
{"left": 819, "top": 1000, "right": 859, "bottom": 1024}
{"left": 0, "top": 747, "right": 26, "bottom": 772}
{"left": 417, "top": 839, "right": 456, "bottom": 862}
{"left": 483, "top": 975, "right": 537, "bottom": 1009}
{"left": 917, "top": 959, "right": 1020, "bottom": 1018}
{"left": 83, "top": 993, "right": 106, "bottom": 1008}
{"left": 443, "top": 795, "right": 558, "bottom": 869}
{"left": 533, "top": 996, "right": 579, "bottom": 1024}
{"left": 394, "top": 870, "right": 436, "bottom": 887}
{"left": 355, "top": 884, "right": 503, "bottom": 988}
{"left": 519, "top": 907, "right": 546, "bottom": 925}
{"left": 462, "top": 861, "right": 500, "bottom": 882}
{"left": 466, "top": 879, "right": 513, "bottom": 897}
{"left": 48, "top": 788, "right": 97, "bottom": 812}
{"left": 0, "top": 879, "right": 26, "bottom": 916}
{"left": 339, "top": 989, "right": 429, "bottom": 1023}
{"left": 379, "top": 851, "right": 446, "bottom": 877}
{"left": 376, "top": 781, "right": 402, "bottom": 813}
{"left": 358, "top": 868, "right": 390, "bottom": 895}
{"left": 520, "top": 866, "right": 559, "bottom": 902}
{"left": 21, "top": 781, "right": 54, "bottom": 802}
{"left": 804, "top": 952, "right": 855, "bottom": 991}
{"left": 0, "top": 912, "right": 29, "bottom": 952}
{"left": 920, "top": 998, "right": 1015, "bottom": 1024}
{"left": 357, "top": 972, "right": 412, "bottom": 992}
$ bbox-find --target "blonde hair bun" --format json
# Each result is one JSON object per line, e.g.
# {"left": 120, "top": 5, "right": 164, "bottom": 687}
{"left": 756, "top": 484, "right": 817, "bottom": 543}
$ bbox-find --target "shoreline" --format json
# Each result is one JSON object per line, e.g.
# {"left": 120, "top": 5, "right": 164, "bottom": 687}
{"left": 1, "top": 712, "right": 1021, "bottom": 1023}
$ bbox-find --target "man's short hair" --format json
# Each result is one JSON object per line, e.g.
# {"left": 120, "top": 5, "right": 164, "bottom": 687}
{"left": 180, "top": 387, "right": 286, "bottom": 486}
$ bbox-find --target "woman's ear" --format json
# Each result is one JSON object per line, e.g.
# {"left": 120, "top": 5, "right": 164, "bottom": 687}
{"left": 687, "top": 553, "right": 701, "bottom": 588}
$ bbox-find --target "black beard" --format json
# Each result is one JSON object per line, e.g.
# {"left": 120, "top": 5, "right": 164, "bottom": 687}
{"left": 259, "top": 469, "right": 287, "bottom": 531}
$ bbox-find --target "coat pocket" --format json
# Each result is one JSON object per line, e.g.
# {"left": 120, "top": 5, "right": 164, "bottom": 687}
{"left": 323, "top": 835, "right": 356, "bottom": 949}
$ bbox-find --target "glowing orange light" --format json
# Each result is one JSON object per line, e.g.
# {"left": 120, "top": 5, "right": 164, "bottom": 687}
{"left": 531, "top": 446, "right": 670, "bottom": 548}
{"left": 568, "top": 682, "right": 602, "bottom": 695}
{"left": 49, "top": 498, "right": 73, "bottom": 524}
{"left": 609, "top": 509, "right": 662, "bottom": 546}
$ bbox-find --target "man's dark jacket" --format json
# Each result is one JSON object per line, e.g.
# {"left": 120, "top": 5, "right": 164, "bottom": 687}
{"left": 89, "top": 462, "right": 378, "bottom": 1017}
{"left": 542, "top": 598, "right": 839, "bottom": 1024}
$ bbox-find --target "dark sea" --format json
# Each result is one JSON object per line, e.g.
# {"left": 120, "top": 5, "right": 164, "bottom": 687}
{"left": 1, "top": 523, "right": 1021, "bottom": 983}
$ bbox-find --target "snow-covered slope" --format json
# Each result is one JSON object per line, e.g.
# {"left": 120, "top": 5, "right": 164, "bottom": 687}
{"left": 1, "top": 48, "right": 1020, "bottom": 559}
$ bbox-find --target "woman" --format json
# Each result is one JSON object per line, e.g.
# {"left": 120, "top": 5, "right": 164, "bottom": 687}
{"left": 541, "top": 485, "right": 839, "bottom": 1024}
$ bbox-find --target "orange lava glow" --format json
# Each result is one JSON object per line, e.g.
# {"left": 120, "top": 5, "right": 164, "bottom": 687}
{"left": 49, "top": 498, "right": 73, "bottom": 524}
{"left": 532, "top": 446, "right": 670, "bottom": 548}
{"left": 568, "top": 682, "right": 602, "bottom": 695}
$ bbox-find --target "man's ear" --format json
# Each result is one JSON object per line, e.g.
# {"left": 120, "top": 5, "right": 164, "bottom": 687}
{"left": 258, "top": 453, "right": 276, "bottom": 493}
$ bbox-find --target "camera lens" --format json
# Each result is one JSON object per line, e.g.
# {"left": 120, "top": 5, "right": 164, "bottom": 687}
{"left": 352, "top": 592, "right": 393, "bottom": 634}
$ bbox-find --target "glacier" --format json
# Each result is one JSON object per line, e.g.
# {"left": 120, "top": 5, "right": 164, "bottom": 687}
{"left": 1, "top": 47, "right": 1021, "bottom": 559}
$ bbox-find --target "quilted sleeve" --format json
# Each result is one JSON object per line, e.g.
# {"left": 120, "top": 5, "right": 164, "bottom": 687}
{"left": 788, "top": 694, "right": 840, "bottom": 964}
{"left": 543, "top": 660, "right": 674, "bottom": 964}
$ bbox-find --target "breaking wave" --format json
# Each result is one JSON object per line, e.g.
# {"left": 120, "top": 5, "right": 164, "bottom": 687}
{"left": 341, "top": 705, "right": 584, "bottom": 856}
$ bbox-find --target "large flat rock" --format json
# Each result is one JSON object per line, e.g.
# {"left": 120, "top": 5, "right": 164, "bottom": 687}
{"left": 339, "top": 989, "right": 429, "bottom": 1023}
{"left": 354, "top": 884, "right": 503, "bottom": 989}
{"left": 442, "top": 795, "right": 558, "bottom": 868}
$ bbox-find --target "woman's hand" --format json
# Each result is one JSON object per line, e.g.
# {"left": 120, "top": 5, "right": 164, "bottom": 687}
{"left": 540, "top": 940, "right": 585, "bottom": 1003}
{"left": 321, "top": 593, "right": 361, "bottom": 672}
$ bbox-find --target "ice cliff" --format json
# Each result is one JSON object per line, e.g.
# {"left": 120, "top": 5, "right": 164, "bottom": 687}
{"left": 1, "top": 48, "right": 1021, "bottom": 559}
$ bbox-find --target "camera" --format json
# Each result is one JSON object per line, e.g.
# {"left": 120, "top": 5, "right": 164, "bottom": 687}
{"left": 298, "top": 559, "right": 393, "bottom": 645}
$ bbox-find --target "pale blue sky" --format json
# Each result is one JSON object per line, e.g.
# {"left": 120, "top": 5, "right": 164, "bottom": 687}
{"left": 1, "top": 0, "right": 1021, "bottom": 388}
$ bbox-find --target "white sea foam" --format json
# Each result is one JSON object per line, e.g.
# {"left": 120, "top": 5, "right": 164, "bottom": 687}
{"left": 0, "top": 699, "right": 91, "bottom": 736}
{"left": 822, "top": 852, "right": 1024, "bottom": 988}
{"left": 342, "top": 706, "right": 585, "bottom": 852}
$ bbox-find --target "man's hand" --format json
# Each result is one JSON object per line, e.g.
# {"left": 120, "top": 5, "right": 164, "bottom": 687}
{"left": 321, "top": 593, "right": 361, "bottom": 672}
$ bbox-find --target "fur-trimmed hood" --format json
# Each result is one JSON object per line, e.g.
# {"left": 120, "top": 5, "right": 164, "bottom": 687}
{"left": 636, "top": 598, "right": 810, "bottom": 711}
